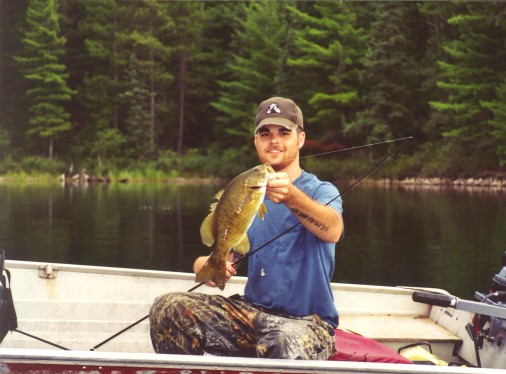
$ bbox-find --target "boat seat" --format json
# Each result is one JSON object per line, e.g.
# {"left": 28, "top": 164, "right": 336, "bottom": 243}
{"left": 338, "top": 314, "right": 461, "bottom": 356}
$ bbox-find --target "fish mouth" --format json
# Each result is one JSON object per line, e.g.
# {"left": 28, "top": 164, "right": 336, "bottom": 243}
{"left": 245, "top": 163, "right": 274, "bottom": 190}
{"left": 248, "top": 181, "right": 268, "bottom": 190}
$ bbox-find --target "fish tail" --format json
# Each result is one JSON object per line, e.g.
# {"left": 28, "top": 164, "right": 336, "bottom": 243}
{"left": 195, "top": 256, "right": 227, "bottom": 291}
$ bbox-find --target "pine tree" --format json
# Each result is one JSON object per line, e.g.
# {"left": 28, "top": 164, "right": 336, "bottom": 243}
{"left": 0, "top": 0, "right": 28, "bottom": 156}
{"left": 76, "top": 0, "right": 126, "bottom": 133}
{"left": 287, "top": 1, "right": 366, "bottom": 139}
{"left": 120, "top": 55, "right": 154, "bottom": 160}
{"left": 212, "top": 0, "right": 290, "bottom": 144}
{"left": 76, "top": 1, "right": 174, "bottom": 161}
{"left": 483, "top": 3, "right": 506, "bottom": 168}
{"left": 122, "top": 1, "right": 173, "bottom": 159}
{"left": 482, "top": 80, "right": 506, "bottom": 167}
{"left": 429, "top": 3, "right": 506, "bottom": 165}
{"left": 345, "top": 2, "right": 425, "bottom": 145}
{"left": 415, "top": 3, "right": 460, "bottom": 148}
{"left": 162, "top": 1, "right": 205, "bottom": 155}
{"left": 184, "top": 1, "right": 241, "bottom": 149}
{"left": 14, "top": 0, "right": 74, "bottom": 160}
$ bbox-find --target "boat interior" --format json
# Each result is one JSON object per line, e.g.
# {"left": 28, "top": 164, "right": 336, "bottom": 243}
{"left": 1, "top": 260, "right": 504, "bottom": 370}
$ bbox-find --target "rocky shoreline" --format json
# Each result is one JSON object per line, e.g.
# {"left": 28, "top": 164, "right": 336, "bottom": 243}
{"left": 363, "top": 177, "right": 506, "bottom": 189}
{"left": 1, "top": 175, "right": 505, "bottom": 190}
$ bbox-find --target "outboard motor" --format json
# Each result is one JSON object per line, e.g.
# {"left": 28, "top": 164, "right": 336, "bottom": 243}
{"left": 412, "top": 250, "right": 506, "bottom": 368}
{"left": 472, "top": 251, "right": 506, "bottom": 351}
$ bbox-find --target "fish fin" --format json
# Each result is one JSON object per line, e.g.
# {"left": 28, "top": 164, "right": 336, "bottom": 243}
{"left": 200, "top": 212, "right": 215, "bottom": 247}
{"left": 214, "top": 189, "right": 224, "bottom": 202}
{"left": 257, "top": 203, "right": 268, "bottom": 220}
{"left": 233, "top": 235, "right": 250, "bottom": 255}
{"left": 206, "top": 190, "right": 222, "bottom": 214}
{"left": 195, "top": 256, "right": 226, "bottom": 291}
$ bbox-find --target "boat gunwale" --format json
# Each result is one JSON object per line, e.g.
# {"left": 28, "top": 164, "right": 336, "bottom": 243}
{"left": 0, "top": 348, "right": 503, "bottom": 374}
{"left": 2, "top": 260, "right": 501, "bottom": 372}
{"left": 4, "top": 260, "right": 449, "bottom": 296}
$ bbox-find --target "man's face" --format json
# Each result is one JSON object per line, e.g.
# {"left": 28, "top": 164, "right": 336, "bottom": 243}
{"left": 254, "top": 124, "right": 305, "bottom": 171}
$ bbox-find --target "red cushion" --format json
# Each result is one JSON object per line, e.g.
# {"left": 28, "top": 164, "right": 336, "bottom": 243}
{"left": 330, "top": 329, "right": 412, "bottom": 364}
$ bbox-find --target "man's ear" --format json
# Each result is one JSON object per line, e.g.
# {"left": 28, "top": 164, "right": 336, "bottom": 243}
{"left": 298, "top": 131, "right": 306, "bottom": 149}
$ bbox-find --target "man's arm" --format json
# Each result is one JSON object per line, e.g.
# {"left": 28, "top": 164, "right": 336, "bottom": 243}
{"left": 266, "top": 173, "right": 343, "bottom": 243}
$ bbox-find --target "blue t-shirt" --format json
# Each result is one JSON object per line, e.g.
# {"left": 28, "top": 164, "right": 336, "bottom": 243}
{"left": 244, "top": 170, "right": 343, "bottom": 327}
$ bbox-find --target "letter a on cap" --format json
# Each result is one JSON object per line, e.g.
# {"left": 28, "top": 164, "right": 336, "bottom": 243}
{"left": 266, "top": 103, "right": 282, "bottom": 114}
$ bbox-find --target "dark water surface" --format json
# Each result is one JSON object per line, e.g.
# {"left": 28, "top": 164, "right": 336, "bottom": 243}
{"left": 0, "top": 181, "right": 505, "bottom": 299}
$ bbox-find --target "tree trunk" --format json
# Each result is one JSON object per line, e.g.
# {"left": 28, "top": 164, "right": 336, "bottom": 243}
{"left": 113, "top": 12, "right": 119, "bottom": 130}
{"left": 149, "top": 37, "right": 156, "bottom": 150}
{"left": 177, "top": 52, "right": 187, "bottom": 156}
{"left": 48, "top": 137, "right": 53, "bottom": 160}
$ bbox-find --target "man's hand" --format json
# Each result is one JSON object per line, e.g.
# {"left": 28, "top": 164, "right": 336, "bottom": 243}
{"left": 266, "top": 172, "right": 292, "bottom": 203}
{"left": 193, "top": 255, "right": 237, "bottom": 288}
{"left": 266, "top": 173, "right": 343, "bottom": 243}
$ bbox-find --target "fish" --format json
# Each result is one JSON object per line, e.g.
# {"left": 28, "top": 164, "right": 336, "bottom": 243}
{"left": 196, "top": 163, "right": 275, "bottom": 290}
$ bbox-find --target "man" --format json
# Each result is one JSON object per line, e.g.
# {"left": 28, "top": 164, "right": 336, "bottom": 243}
{"left": 149, "top": 97, "right": 344, "bottom": 360}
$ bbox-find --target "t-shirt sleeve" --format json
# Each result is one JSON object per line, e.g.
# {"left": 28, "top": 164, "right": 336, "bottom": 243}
{"left": 313, "top": 181, "right": 343, "bottom": 215}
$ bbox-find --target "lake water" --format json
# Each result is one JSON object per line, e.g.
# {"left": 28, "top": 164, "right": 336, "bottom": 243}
{"left": 0, "top": 181, "right": 505, "bottom": 300}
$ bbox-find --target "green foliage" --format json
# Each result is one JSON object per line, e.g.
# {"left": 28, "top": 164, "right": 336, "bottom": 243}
{"left": 120, "top": 56, "right": 156, "bottom": 160}
{"left": 2, "top": 1, "right": 506, "bottom": 178}
{"left": 0, "top": 129, "right": 10, "bottom": 158}
{"left": 344, "top": 2, "right": 425, "bottom": 146}
{"left": 302, "top": 155, "right": 370, "bottom": 182}
{"left": 0, "top": 155, "right": 18, "bottom": 175}
{"left": 13, "top": 0, "right": 74, "bottom": 160}
{"left": 287, "top": 1, "right": 365, "bottom": 136}
{"left": 91, "top": 128, "right": 127, "bottom": 165}
{"left": 155, "top": 146, "right": 257, "bottom": 179}
{"left": 481, "top": 79, "right": 506, "bottom": 167}
{"left": 19, "top": 156, "right": 67, "bottom": 174}
{"left": 430, "top": 3, "right": 506, "bottom": 158}
{"left": 76, "top": 0, "right": 129, "bottom": 131}
{"left": 62, "top": 146, "right": 258, "bottom": 181}
{"left": 0, "top": 155, "right": 66, "bottom": 176}
{"left": 212, "top": 0, "right": 291, "bottom": 143}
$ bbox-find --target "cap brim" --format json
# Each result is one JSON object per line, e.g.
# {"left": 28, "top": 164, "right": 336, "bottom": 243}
{"left": 254, "top": 117, "right": 299, "bottom": 133}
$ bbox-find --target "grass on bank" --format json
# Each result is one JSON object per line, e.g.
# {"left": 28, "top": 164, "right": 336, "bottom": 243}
{"left": 0, "top": 143, "right": 504, "bottom": 183}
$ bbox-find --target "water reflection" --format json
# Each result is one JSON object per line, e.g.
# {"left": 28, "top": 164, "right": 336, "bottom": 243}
{"left": 0, "top": 182, "right": 218, "bottom": 273}
{"left": 335, "top": 184, "right": 506, "bottom": 299}
{"left": 0, "top": 181, "right": 504, "bottom": 299}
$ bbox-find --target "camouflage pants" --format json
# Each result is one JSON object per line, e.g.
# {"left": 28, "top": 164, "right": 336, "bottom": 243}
{"left": 149, "top": 292, "right": 336, "bottom": 360}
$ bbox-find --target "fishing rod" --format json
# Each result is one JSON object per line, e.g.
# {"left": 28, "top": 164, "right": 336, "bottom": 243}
{"left": 232, "top": 136, "right": 413, "bottom": 265}
{"left": 91, "top": 135, "right": 412, "bottom": 350}
{"left": 188, "top": 135, "right": 413, "bottom": 291}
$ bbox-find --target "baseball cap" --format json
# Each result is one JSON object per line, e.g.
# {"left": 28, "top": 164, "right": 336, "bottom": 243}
{"left": 254, "top": 97, "right": 304, "bottom": 133}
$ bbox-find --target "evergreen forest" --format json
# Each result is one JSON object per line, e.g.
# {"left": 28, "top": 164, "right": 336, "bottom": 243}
{"left": 1, "top": 0, "right": 506, "bottom": 180}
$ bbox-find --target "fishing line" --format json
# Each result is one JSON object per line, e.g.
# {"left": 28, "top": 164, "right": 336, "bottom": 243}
{"left": 92, "top": 136, "right": 412, "bottom": 349}
{"left": 233, "top": 136, "right": 412, "bottom": 265}
{"left": 299, "top": 136, "right": 413, "bottom": 160}
{"left": 188, "top": 135, "right": 413, "bottom": 291}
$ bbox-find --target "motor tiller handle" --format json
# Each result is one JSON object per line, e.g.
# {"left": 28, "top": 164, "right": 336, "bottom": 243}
{"left": 412, "top": 291, "right": 455, "bottom": 308}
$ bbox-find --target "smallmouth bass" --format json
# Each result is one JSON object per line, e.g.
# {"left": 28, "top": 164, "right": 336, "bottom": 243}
{"left": 196, "top": 163, "right": 275, "bottom": 290}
